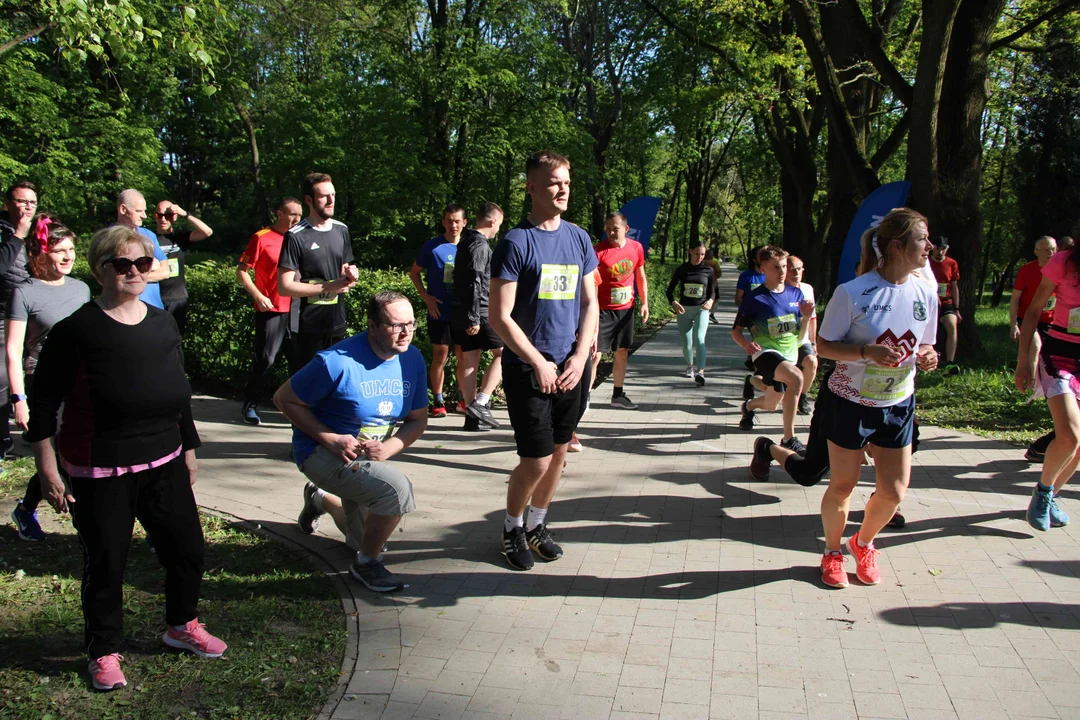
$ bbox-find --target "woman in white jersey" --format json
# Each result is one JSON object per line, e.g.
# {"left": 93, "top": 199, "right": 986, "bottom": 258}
{"left": 1015, "top": 219, "right": 1080, "bottom": 531}
{"left": 816, "top": 208, "right": 938, "bottom": 588}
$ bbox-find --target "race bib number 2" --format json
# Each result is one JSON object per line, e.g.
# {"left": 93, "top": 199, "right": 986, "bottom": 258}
{"left": 539, "top": 264, "right": 579, "bottom": 300}
{"left": 860, "top": 365, "right": 914, "bottom": 401}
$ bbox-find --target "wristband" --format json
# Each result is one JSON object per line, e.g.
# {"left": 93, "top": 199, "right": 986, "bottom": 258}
{"left": 10, "top": 393, "right": 26, "bottom": 403}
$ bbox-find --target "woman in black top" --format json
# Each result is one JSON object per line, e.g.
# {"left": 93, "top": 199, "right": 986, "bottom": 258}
{"left": 26, "top": 225, "right": 227, "bottom": 692}
{"left": 666, "top": 242, "right": 717, "bottom": 385}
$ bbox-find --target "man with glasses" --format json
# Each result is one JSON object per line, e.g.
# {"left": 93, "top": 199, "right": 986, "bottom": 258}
{"left": 0, "top": 181, "right": 38, "bottom": 458}
{"left": 275, "top": 291, "right": 428, "bottom": 593}
{"left": 278, "top": 172, "right": 359, "bottom": 368}
{"left": 115, "top": 189, "right": 170, "bottom": 310}
{"left": 153, "top": 200, "right": 214, "bottom": 333}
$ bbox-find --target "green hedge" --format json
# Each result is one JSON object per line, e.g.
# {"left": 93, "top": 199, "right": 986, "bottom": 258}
{"left": 164, "top": 258, "right": 679, "bottom": 401}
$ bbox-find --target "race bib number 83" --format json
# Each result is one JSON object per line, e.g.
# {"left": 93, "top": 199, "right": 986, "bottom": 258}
{"left": 860, "top": 365, "right": 914, "bottom": 401}
{"left": 539, "top": 264, "right": 579, "bottom": 300}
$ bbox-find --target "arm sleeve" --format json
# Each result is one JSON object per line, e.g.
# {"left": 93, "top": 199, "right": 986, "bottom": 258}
{"left": 7, "top": 286, "right": 28, "bottom": 321}
{"left": 415, "top": 240, "right": 432, "bottom": 272}
{"left": 817, "top": 286, "right": 853, "bottom": 343}
{"left": 342, "top": 227, "right": 354, "bottom": 265}
{"left": 278, "top": 232, "right": 301, "bottom": 272}
{"left": 666, "top": 265, "right": 683, "bottom": 303}
{"left": 491, "top": 237, "right": 522, "bottom": 282}
{"left": 25, "top": 319, "right": 79, "bottom": 443}
{"left": 148, "top": 232, "right": 166, "bottom": 261}
{"left": 174, "top": 329, "right": 201, "bottom": 450}
{"left": 238, "top": 234, "right": 260, "bottom": 266}
{"left": 291, "top": 354, "right": 337, "bottom": 408}
{"left": 706, "top": 268, "right": 717, "bottom": 301}
{"left": 582, "top": 234, "right": 599, "bottom": 275}
{"left": 410, "top": 351, "right": 429, "bottom": 412}
{"left": 736, "top": 272, "right": 749, "bottom": 292}
{"left": 922, "top": 295, "right": 940, "bottom": 344}
{"left": 0, "top": 232, "right": 24, "bottom": 280}
{"left": 470, "top": 241, "right": 492, "bottom": 327}
{"left": 1013, "top": 266, "right": 1026, "bottom": 292}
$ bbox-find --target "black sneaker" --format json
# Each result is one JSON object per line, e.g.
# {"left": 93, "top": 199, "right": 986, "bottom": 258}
{"left": 945, "top": 364, "right": 960, "bottom": 376}
{"left": 739, "top": 401, "right": 755, "bottom": 431}
{"left": 297, "top": 481, "right": 323, "bottom": 534}
{"left": 1025, "top": 446, "right": 1045, "bottom": 463}
{"left": 466, "top": 400, "right": 501, "bottom": 428}
{"left": 349, "top": 559, "right": 404, "bottom": 592}
{"left": 694, "top": 369, "right": 705, "bottom": 386}
{"left": 750, "top": 437, "right": 773, "bottom": 480}
{"left": 781, "top": 436, "right": 807, "bottom": 456}
{"left": 463, "top": 416, "right": 492, "bottom": 432}
{"left": 526, "top": 524, "right": 563, "bottom": 561}
{"left": 743, "top": 375, "right": 755, "bottom": 400}
{"left": 502, "top": 527, "right": 534, "bottom": 570}
{"left": 887, "top": 509, "right": 906, "bottom": 529}
{"left": 798, "top": 394, "right": 812, "bottom": 416}
{"left": 611, "top": 394, "right": 638, "bottom": 409}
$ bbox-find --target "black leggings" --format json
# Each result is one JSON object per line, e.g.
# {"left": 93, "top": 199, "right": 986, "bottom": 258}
{"left": 19, "top": 474, "right": 42, "bottom": 511}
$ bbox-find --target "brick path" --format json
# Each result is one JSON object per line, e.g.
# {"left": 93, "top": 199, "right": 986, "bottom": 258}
{"left": 194, "top": 264, "right": 1080, "bottom": 720}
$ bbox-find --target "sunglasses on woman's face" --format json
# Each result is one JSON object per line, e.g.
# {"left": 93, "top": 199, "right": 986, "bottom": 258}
{"left": 102, "top": 256, "right": 154, "bottom": 274}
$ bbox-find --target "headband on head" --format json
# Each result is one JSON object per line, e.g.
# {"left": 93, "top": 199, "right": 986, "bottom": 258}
{"left": 34, "top": 216, "right": 51, "bottom": 254}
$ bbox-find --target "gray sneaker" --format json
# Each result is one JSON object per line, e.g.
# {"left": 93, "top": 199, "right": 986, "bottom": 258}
{"left": 297, "top": 482, "right": 323, "bottom": 534}
{"left": 611, "top": 394, "right": 638, "bottom": 410}
{"left": 466, "top": 400, "right": 501, "bottom": 428}
{"left": 349, "top": 558, "right": 404, "bottom": 592}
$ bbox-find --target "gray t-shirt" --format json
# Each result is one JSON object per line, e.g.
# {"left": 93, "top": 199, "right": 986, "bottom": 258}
{"left": 8, "top": 277, "right": 91, "bottom": 377}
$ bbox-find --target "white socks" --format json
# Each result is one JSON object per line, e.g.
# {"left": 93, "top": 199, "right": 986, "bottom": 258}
{"left": 313, "top": 488, "right": 328, "bottom": 513}
{"left": 504, "top": 513, "right": 523, "bottom": 532}
{"left": 526, "top": 505, "right": 548, "bottom": 531}
{"left": 476, "top": 392, "right": 491, "bottom": 406}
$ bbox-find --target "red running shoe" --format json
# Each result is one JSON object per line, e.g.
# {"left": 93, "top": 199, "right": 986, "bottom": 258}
{"left": 89, "top": 653, "right": 126, "bottom": 691}
{"left": 847, "top": 532, "right": 881, "bottom": 585}
{"left": 820, "top": 551, "right": 848, "bottom": 589}
{"left": 429, "top": 403, "right": 447, "bottom": 418}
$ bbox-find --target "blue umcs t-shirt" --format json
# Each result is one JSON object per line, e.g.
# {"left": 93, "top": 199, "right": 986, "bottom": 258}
{"left": 136, "top": 227, "right": 167, "bottom": 309}
{"left": 289, "top": 331, "right": 428, "bottom": 467}
{"left": 734, "top": 284, "right": 805, "bottom": 363}
{"left": 415, "top": 236, "right": 459, "bottom": 319}
{"left": 736, "top": 269, "right": 766, "bottom": 294}
{"left": 490, "top": 218, "right": 598, "bottom": 367}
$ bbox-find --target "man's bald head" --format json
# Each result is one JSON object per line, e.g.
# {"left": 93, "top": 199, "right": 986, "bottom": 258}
{"left": 116, "top": 188, "right": 148, "bottom": 229}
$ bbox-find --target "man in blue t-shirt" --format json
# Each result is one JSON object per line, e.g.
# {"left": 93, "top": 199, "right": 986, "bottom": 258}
{"left": 735, "top": 245, "right": 766, "bottom": 307}
{"left": 410, "top": 203, "right": 466, "bottom": 417}
{"left": 274, "top": 290, "right": 429, "bottom": 593}
{"left": 115, "top": 189, "right": 169, "bottom": 309}
{"left": 489, "top": 150, "right": 599, "bottom": 572}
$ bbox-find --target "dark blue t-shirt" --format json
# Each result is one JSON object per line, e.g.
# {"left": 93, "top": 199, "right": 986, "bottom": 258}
{"left": 290, "top": 332, "right": 428, "bottom": 467}
{"left": 736, "top": 269, "right": 766, "bottom": 293}
{"left": 136, "top": 227, "right": 167, "bottom": 309}
{"left": 415, "top": 236, "right": 459, "bottom": 319}
{"left": 490, "top": 219, "right": 598, "bottom": 367}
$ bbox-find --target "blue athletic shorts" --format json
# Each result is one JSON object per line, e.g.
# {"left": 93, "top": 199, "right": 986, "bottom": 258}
{"left": 826, "top": 393, "right": 916, "bottom": 450}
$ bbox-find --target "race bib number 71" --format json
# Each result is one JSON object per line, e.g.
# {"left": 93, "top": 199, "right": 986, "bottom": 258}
{"left": 539, "top": 264, "right": 580, "bottom": 300}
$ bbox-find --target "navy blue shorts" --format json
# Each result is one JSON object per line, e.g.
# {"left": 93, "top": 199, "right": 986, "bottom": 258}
{"left": 826, "top": 393, "right": 916, "bottom": 450}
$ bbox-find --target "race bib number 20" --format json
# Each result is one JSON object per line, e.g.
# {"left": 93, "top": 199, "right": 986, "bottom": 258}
{"left": 767, "top": 313, "right": 796, "bottom": 338}
{"left": 539, "top": 264, "right": 580, "bottom": 300}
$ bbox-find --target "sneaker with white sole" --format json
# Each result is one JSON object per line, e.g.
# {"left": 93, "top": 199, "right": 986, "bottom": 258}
{"left": 163, "top": 619, "right": 228, "bottom": 658}
{"left": 694, "top": 369, "right": 705, "bottom": 386}
{"left": 350, "top": 558, "right": 405, "bottom": 592}
{"left": 568, "top": 432, "right": 583, "bottom": 453}
{"left": 684, "top": 365, "right": 695, "bottom": 378}
{"left": 466, "top": 400, "right": 501, "bottom": 428}
{"left": 526, "top": 524, "right": 563, "bottom": 561}
{"left": 297, "top": 481, "right": 323, "bottom": 534}
{"left": 11, "top": 504, "right": 46, "bottom": 541}
{"left": 502, "top": 526, "right": 534, "bottom": 570}
{"left": 611, "top": 395, "right": 638, "bottom": 409}
{"left": 89, "top": 653, "right": 127, "bottom": 691}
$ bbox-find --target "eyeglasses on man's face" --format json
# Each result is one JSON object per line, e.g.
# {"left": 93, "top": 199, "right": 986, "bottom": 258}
{"left": 376, "top": 319, "right": 417, "bottom": 333}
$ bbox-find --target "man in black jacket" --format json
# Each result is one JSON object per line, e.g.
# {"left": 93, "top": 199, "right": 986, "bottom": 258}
{"left": 0, "top": 181, "right": 36, "bottom": 458}
{"left": 451, "top": 202, "right": 505, "bottom": 431}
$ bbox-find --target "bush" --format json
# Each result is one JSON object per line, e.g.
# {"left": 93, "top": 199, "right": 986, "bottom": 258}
{"left": 168, "top": 256, "right": 679, "bottom": 401}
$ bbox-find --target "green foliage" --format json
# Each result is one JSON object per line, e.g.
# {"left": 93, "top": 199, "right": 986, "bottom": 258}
{"left": 0, "top": 460, "right": 343, "bottom": 720}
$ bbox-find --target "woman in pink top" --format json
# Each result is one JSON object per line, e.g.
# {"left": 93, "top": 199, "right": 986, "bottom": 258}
{"left": 1016, "top": 220, "right": 1080, "bottom": 531}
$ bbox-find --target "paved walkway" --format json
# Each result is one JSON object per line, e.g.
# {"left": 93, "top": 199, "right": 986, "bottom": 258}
{"left": 193, "top": 264, "right": 1080, "bottom": 720}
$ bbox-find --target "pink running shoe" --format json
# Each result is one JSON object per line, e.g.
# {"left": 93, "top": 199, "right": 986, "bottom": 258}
{"left": 89, "top": 653, "right": 127, "bottom": 691}
{"left": 820, "top": 551, "right": 848, "bottom": 589}
{"left": 847, "top": 532, "right": 881, "bottom": 585}
{"left": 163, "top": 619, "right": 228, "bottom": 658}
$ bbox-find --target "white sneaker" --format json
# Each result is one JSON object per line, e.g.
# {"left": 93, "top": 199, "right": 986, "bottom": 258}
{"left": 684, "top": 365, "right": 695, "bottom": 378}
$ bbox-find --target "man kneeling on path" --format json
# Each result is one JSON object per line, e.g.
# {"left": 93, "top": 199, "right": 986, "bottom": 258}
{"left": 275, "top": 290, "right": 428, "bottom": 592}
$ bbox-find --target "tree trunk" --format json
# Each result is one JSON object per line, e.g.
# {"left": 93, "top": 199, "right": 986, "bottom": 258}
{"left": 992, "top": 254, "right": 1022, "bottom": 306}
{"left": 233, "top": 101, "right": 269, "bottom": 225}
{"left": 934, "top": 0, "right": 1005, "bottom": 353}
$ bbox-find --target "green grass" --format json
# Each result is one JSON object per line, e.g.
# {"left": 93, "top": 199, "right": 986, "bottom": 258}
{"left": 0, "top": 458, "right": 345, "bottom": 720}
{"left": 914, "top": 295, "right": 1051, "bottom": 443}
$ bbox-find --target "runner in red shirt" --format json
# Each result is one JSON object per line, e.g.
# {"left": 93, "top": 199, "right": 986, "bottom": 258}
{"left": 1012, "top": 236, "right": 1058, "bottom": 462}
{"left": 929, "top": 236, "right": 961, "bottom": 370}
{"left": 236, "top": 197, "right": 303, "bottom": 425}
{"left": 591, "top": 212, "right": 648, "bottom": 409}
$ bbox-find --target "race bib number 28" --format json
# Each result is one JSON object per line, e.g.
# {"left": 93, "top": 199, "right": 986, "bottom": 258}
{"left": 539, "top": 264, "right": 579, "bottom": 300}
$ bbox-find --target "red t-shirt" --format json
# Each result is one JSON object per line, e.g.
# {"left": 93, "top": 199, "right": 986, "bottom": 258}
{"left": 1014, "top": 260, "right": 1055, "bottom": 325}
{"left": 930, "top": 257, "right": 960, "bottom": 304}
{"left": 238, "top": 228, "right": 291, "bottom": 313}
{"left": 593, "top": 238, "right": 645, "bottom": 310}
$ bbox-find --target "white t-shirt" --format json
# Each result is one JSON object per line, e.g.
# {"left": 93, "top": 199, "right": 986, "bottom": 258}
{"left": 792, "top": 281, "right": 816, "bottom": 343}
{"left": 819, "top": 270, "right": 939, "bottom": 408}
